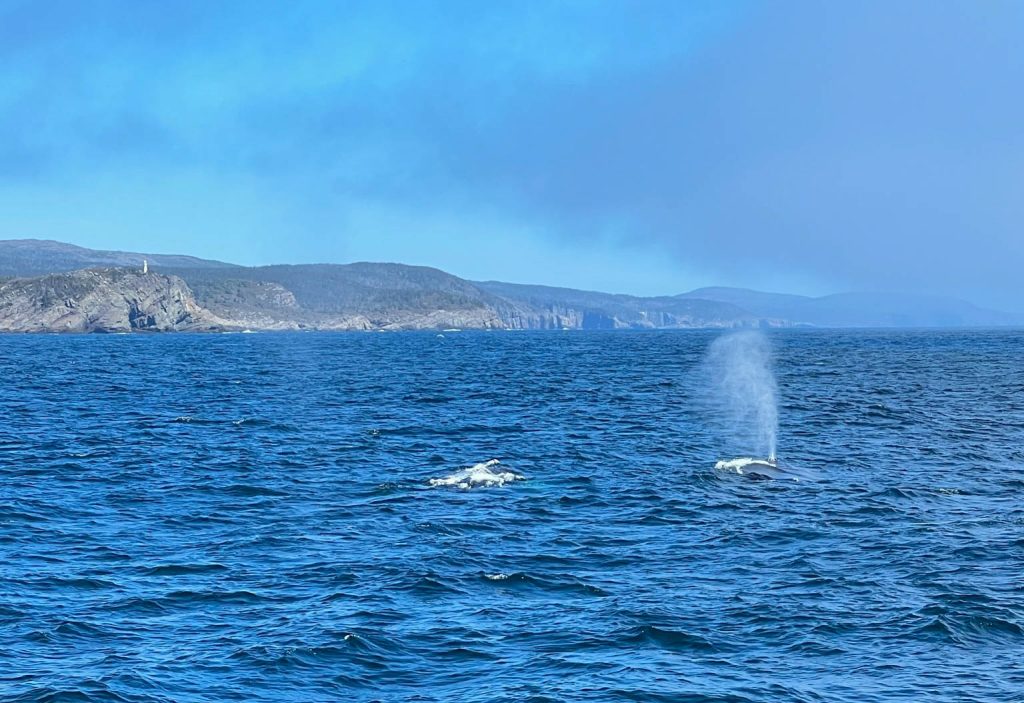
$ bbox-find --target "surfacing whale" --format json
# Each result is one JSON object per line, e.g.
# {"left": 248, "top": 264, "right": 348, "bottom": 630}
{"left": 714, "top": 456, "right": 792, "bottom": 480}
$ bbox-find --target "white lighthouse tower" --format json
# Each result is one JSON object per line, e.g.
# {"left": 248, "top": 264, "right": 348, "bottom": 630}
{"left": 142, "top": 259, "right": 148, "bottom": 274}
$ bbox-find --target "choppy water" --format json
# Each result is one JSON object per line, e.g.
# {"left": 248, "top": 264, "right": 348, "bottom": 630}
{"left": 1, "top": 330, "right": 1022, "bottom": 702}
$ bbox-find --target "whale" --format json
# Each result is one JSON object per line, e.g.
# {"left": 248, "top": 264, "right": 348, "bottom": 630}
{"left": 714, "top": 456, "right": 790, "bottom": 480}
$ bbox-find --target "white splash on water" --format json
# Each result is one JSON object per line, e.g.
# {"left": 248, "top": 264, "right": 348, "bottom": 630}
{"left": 705, "top": 331, "right": 779, "bottom": 462}
{"left": 429, "top": 459, "right": 524, "bottom": 489}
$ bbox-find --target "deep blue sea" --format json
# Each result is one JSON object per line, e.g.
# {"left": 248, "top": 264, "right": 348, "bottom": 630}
{"left": 1, "top": 330, "right": 1022, "bottom": 703}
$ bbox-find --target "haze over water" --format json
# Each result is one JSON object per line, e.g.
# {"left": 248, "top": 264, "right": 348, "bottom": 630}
{"left": 1, "top": 330, "right": 1022, "bottom": 702}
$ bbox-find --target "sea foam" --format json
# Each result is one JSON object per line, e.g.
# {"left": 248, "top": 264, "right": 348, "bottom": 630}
{"left": 429, "top": 459, "right": 524, "bottom": 489}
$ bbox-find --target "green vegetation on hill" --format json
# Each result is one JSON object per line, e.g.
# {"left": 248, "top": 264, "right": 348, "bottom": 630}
{"left": 0, "top": 239, "right": 235, "bottom": 277}
{"left": 165, "top": 263, "right": 495, "bottom": 316}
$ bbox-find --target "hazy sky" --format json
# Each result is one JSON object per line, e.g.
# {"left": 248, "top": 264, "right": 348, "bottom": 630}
{"left": 2, "top": 1, "right": 1022, "bottom": 308}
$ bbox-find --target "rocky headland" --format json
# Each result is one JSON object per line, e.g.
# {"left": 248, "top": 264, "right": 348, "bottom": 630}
{"left": 0, "top": 268, "right": 228, "bottom": 333}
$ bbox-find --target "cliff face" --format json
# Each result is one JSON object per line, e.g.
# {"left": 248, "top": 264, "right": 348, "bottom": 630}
{"left": 1, "top": 240, "right": 1017, "bottom": 330}
{"left": 0, "top": 269, "right": 232, "bottom": 332}
{"left": 0, "top": 265, "right": 777, "bottom": 333}
{"left": 169, "top": 267, "right": 774, "bottom": 331}
{"left": 0, "top": 267, "right": 510, "bottom": 333}
{"left": 0, "top": 242, "right": 789, "bottom": 332}
{"left": 479, "top": 282, "right": 778, "bottom": 330}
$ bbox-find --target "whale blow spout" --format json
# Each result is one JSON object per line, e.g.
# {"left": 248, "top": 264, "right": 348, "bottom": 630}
{"left": 705, "top": 331, "right": 779, "bottom": 464}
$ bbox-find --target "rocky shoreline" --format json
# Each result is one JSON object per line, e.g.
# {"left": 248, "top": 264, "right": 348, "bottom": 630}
{"left": 5, "top": 239, "right": 1003, "bottom": 332}
{"left": 0, "top": 269, "right": 228, "bottom": 333}
{"left": 0, "top": 266, "right": 772, "bottom": 333}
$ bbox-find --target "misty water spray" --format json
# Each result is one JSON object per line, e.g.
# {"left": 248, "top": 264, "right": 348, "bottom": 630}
{"left": 706, "top": 330, "right": 778, "bottom": 462}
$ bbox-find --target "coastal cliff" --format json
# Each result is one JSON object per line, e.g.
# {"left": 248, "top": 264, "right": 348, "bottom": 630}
{"left": 0, "top": 265, "right": 760, "bottom": 333}
{"left": 0, "top": 269, "right": 230, "bottom": 333}
{"left": 0, "top": 266, "right": 513, "bottom": 333}
{"left": 1, "top": 240, "right": 1012, "bottom": 331}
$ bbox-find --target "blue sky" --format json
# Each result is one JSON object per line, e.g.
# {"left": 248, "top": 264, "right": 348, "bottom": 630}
{"left": 2, "top": 0, "right": 1022, "bottom": 308}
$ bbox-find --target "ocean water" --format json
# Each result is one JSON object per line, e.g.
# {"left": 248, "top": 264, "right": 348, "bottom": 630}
{"left": 1, "top": 329, "right": 1022, "bottom": 703}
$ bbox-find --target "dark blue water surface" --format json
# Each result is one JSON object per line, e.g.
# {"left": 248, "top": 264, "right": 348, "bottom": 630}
{"left": 1, "top": 330, "right": 1022, "bottom": 702}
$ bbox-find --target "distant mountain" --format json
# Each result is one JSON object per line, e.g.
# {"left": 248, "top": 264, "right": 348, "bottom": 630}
{"left": 0, "top": 239, "right": 235, "bottom": 277}
{"left": 0, "top": 239, "right": 1017, "bottom": 332}
{"left": 678, "top": 287, "right": 1020, "bottom": 328}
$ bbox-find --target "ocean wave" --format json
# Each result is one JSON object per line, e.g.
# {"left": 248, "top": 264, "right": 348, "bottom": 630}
{"left": 618, "top": 624, "right": 720, "bottom": 652}
{"left": 907, "top": 603, "right": 1024, "bottom": 645}
{"left": 226, "top": 637, "right": 393, "bottom": 671}
{"left": 479, "top": 571, "right": 608, "bottom": 596}
{"left": 398, "top": 573, "right": 468, "bottom": 596}
{"left": 140, "top": 563, "right": 229, "bottom": 577}
{"left": 221, "top": 483, "right": 289, "bottom": 498}
{"left": 428, "top": 459, "right": 524, "bottom": 489}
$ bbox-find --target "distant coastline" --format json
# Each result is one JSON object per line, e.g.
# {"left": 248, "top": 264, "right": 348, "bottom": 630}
{"left": 0, "top": 239, "right": 1018, "bottom": 334}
